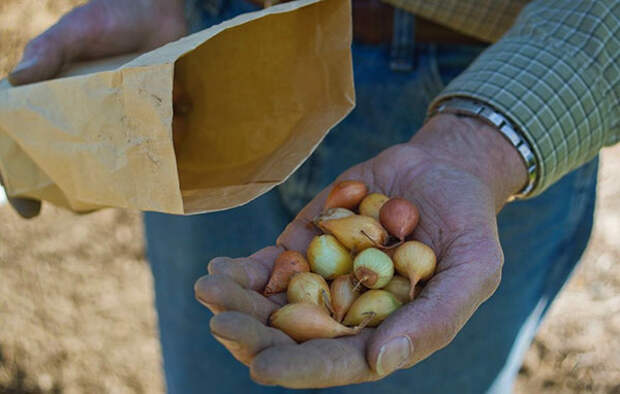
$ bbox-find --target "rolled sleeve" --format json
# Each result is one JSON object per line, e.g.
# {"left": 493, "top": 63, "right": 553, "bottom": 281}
{"left": 429, "top": 0, "right": 620, "bottom": 197}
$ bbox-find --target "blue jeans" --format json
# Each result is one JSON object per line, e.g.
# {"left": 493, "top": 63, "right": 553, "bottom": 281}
{"left": 145, "top": 2, "right": 598, "bottom": 393}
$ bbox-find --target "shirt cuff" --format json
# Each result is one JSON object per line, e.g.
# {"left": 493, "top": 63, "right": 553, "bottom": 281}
{"left": 429, "top": 36, "right": 609, "bottom": 197}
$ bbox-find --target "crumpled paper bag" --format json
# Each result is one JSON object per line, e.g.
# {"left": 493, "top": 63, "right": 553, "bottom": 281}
{"left": 0, "top": 0, "right": 354, "bottom": 214}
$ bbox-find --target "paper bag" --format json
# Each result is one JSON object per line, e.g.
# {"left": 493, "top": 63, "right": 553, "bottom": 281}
{"left": 0, "top": 0, "right": 354, "bottom": 214}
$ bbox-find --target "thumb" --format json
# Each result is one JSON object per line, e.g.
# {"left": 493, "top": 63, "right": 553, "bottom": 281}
{"left": 8, "top": 21, "right": 71, "bottom": 85}
{"left": 9, "top": 3, "right": 105, "bottom": 85}
{"left": 366, "top": 236, "right": 503, "bottom": 375}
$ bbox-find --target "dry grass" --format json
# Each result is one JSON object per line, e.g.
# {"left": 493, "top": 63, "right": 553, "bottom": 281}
{"left": 0, "top": 1, "right": 618, "bottom": 393}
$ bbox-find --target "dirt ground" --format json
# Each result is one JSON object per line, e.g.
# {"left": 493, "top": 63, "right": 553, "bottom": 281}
{"left": 0, "top": 1, "right": 618, "bottom": 393}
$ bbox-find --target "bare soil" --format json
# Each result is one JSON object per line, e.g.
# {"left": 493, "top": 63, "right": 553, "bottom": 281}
{"left": 1, "top": 1, "right": 618, "bottom": 393}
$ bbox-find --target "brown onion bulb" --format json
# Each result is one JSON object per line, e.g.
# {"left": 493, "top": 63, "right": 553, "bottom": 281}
{"left": 270, "top": 303, "right": 373, "bottom": 342}
{"left": 393, "top": 241, "right": 436, "bottom": 300}
{"left": 359, "top": 193, "right": 390, "bottom": 220}
{"left": 316, "top": 214, "right": 388, "bottom": 253}
{"left": 330, "top": 274, "right": 361, "bottom": 322}
{"left": 324, "top": 180, "right": 368, "bottom": 210}
{"left": 287, "top": 272, "right": 332, "bottom": 312}
{"left": 343, "top": 290, "right": 402, "bottom": 327}
{"left": 379, "top": 198, "right": 419, "bottom": 241}
{"left": 264, "top": 251, "right": 310, "bottom": 296}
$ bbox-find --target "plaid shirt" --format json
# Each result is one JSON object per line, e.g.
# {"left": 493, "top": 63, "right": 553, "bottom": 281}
{"left": 197, "top": 0, "right": 620, "bottom": 197}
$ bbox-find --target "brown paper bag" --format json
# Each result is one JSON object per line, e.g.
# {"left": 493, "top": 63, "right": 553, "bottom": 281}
{"left": 0, "top": 0, "right": 354, "bottom": 214}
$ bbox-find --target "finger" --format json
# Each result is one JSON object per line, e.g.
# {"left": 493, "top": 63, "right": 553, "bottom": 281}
{"left": 210, "top": 312, "right": 295, "bottom": 366}
{"left": 207, "top": 246, "right": 283, "bottom": 291}
{"left": 0, "top": 173, "right": 41, "bottom": 219}
{"left": 9, "top": 4, "right": 96, "bottom": 85}
{"left": 9, "top": 2, "right": 184, "bottom": 86}
{"left": 7, "top": 197, "right": 42, "bottom": 219}
{"left": 367, "top": 235, "right": 503, "bottom": 376}
{"left": 250, "top": 330, "right": 379, "bottom": 388}
{"left": 194, "top": 274, "right": 279, "bottom": 323}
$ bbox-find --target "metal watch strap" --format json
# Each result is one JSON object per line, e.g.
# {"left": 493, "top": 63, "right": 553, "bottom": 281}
{"left": 434, "top": 98, "right": 538, "bottom": 200}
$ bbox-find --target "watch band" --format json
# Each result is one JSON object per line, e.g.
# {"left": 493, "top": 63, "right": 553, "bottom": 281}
{"left": 433, "top": 97, "right": 538, "bottom": 200}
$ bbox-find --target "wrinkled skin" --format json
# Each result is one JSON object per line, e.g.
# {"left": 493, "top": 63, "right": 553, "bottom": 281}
{"left": 196, "top": 115, "right": 528, "bottom": 388}
{"left": 3, "top": 0, "right": 187, "bottom": 218}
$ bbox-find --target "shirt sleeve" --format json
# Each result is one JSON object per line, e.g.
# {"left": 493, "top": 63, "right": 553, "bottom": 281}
{"left": 428, "top": 0, "right": 620, "bottom": 197}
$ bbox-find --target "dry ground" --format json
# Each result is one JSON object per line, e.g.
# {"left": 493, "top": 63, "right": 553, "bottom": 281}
{"left": 0, "top": 1, "right": 618, "bottom": 393}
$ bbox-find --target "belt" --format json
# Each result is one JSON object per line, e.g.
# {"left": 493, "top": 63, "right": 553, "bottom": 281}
{"left": 248, "top": 0, "right": 485, "bottom": 45}
{"left": 353, "top": 0, "right": 485, "bottom": 45}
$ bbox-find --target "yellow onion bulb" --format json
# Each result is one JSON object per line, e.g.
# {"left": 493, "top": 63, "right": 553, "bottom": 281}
{"left": 382, "top": 275, "right": 411, "bottom": 304}
{"left": 343, "top": 290, "right": 402, "bottom": 327}
{"left": 313, "top": 208, "right": 355, "bottom": 225}
{"left": 330, "top": 274, "right": 361, "bottom": 322}
{"left": 307, "top": 235, "right": 353, "bottom": 279}
{"left": 287, "top": 272, "right": 331, "bottom": 312}
{"left": 270, "top": 303, "right": 367, "bottom": 342}
{"left": 393, "top": 241, "right": 436, "bottom": 300}
{"left": 353, "top": 248, "right": 394, "bottom": 289}
{"left": 359, "top": 193, "right": 390, "bottom": 220}
{"left": 316, "top": 214, "right": 388, "bottom": 253}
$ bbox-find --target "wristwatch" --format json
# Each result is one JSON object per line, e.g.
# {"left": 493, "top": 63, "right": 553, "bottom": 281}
{"left": 433, "top": 97, "right": 538, "bottom": 200}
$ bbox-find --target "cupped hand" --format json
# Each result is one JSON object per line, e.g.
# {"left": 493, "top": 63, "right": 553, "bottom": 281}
{"left": 194, "top": 115, "right": 528, "bottom": 388}
{"left": 3, "top": 0, "right": 187, "bottom": 218}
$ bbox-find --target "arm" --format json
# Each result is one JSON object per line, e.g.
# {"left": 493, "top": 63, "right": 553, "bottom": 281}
{"left": 430, "top": 0, "right": 619, "bottom": 197}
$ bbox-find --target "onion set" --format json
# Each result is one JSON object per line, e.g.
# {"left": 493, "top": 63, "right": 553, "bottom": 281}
{"left": 262, "top": 181, "right": 437, "bottom": 342}
{"left": 343, "top": 290, "right": 402, "bottom": 327}
{"left": 264, "top": 250, "right": 310, "bottom": 296}
{"left": 393, "top": 241, "right": 436, "bottom": 300}
{"left": 324, "top": 180, "right": 368, "bottom": 210}
{"left": 270, "top": 303, "right": 374, "bottom": 342}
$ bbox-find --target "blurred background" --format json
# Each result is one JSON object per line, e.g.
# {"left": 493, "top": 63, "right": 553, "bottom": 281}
{"left": 0, "top": 1, "right": 618, "bottom": 393}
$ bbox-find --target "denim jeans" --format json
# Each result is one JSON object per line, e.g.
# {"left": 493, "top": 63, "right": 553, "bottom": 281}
{"left": 144, "top": 2, "right": 598, "bottom": 393}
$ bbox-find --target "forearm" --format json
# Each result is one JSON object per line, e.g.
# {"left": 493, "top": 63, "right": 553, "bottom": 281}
{"left": 428, "top": 0, "right": 619, "bottom": 197}
{"left": 410, "top": 114, "right": 528, "bottom": 211}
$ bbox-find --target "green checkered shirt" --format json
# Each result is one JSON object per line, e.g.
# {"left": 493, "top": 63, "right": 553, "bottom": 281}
{"left": 386, "top": 0, "right": 619, "bottom": 196}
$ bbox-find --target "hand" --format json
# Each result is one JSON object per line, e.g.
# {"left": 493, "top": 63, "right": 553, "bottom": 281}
{"left": 4, "top": 0, "right": 187, "bottom": 218}
{"left": 194, "top": 114, "right": 528, "bottom": 388}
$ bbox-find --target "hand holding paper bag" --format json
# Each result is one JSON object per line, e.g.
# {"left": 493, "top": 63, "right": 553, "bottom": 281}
{"left": 2, "top": 0, "right": 188, "bottom": 217}
{"left": 0, "top": 0, "right": 354, "bottom": 215}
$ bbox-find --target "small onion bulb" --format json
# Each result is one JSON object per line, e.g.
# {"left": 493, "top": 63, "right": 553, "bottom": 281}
{"left": 324, "top": 180, "right": 368, "bottom": 210}
{"left": 264, "top": 250, "right": 310, "bottom": 296}
{"left": 307, "top": 235, "right": 353, "bottom": 279}
{"left": 359, "top": 193, "right": 390, "bottom": 220}
{"left": 379, "top": 197, "right": 419, "bottom": 241}
{"left": 330, "top": 274, "right": 361, "bottom": 322}
{"left": 287, "top": 272, "right": 332, "bottom": 312}
{"left": 353, "top": 248, "right": 394, "bottom": 289}
{"left": 393, "top": 241, "right": 436, "bottom": 300}
{"left": 343, "top": 290, "right": 402, "bottom": 327}
{"left": 270, "top": 303, "right": 373, "bottom": 342}
{"left": 316, "top": 214, "right": 388, "bottom": 253}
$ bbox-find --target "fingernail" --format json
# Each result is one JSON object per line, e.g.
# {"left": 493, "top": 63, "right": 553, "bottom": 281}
{"left": 11, "top": 57, "right": 38, "bottom": 75}
{"left": 376, "top": 336, "right": 413, "bottom": 375}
